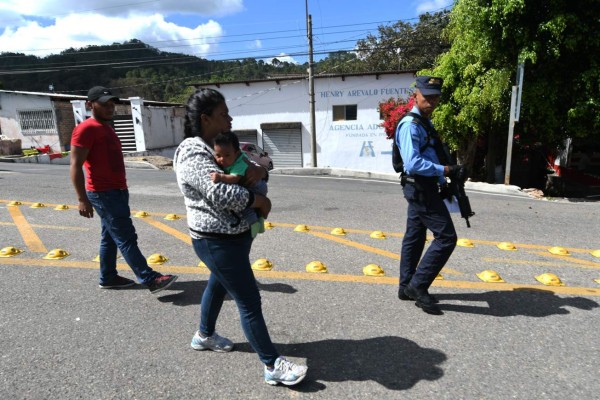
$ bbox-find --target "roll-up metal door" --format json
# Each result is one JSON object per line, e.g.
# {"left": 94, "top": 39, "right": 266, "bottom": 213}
{"left": 262, "top": 128, "right": 302, "bottom": 168}
{"left": 113, "top": 115, "right": 136, "bottom": 153}
{"left": 234, "top": 129, "right": 258, "bottom": 146}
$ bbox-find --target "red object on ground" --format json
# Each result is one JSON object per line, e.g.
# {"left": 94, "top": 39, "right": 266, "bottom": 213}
{"left": 35, "top": 145, "right": 51, "bottom": 154}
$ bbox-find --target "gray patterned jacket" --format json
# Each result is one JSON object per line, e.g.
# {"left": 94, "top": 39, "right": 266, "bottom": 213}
{"left": 173, "top": 136, "right": 252, "bottom": 238}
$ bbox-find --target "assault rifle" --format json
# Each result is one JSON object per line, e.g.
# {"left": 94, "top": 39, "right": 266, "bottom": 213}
{"left": 446, "top": 165, "right": 475, "bottom": 228}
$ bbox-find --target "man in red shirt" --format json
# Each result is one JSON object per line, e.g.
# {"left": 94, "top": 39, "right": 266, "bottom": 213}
{"left": 70, "top": 86, "right": 177, "bottom": 293}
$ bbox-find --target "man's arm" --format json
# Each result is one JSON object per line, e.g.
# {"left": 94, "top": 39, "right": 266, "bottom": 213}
{"left": 69, "top": 145, "right": 94, "bottom": 218}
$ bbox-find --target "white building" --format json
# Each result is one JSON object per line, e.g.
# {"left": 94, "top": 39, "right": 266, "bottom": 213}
{"left": 195, "top": 70, "right": 416, "bottom": 173}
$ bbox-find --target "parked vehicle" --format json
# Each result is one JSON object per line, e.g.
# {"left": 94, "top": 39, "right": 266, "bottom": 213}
{"left": 240, "top": 142, "right": 273, "bottom": 170}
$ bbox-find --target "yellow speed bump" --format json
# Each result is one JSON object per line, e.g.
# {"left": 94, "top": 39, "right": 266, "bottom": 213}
{"left": 497, "top": 242, "right": 517, "bottom": 251}
{"left": 164, "top": 213, "right": 181, "bottom": 220}
{"left": 252, "top": 258, "right": 273, "bottom": 271}
{"left": 590, "top": 250, "right": 600, "bottom": 258}
{"left": 306, "top": 261, "right": 327, "bottom": 273}
{"left": 294, "top": 224, "right": 310, "bottom": 232}
{"left": 7, "top": 201, "right": 22, "bottom": 206}
{"left": 363, "top": 264, "right": 385, "bottom": 276}
{"left": 330, "top": 227, "right": 346, "bottom": 236}
{"left": 30, "top": 202, "right": 45, "bottom": 208}
{"left": 370, "top": 230, "right": 386, "bottom": 239}
{"left": 0, "top": 246, "right": 24, "bottom": 257}
{"left": 54, "top": 204, "right": 69, "bottom": 210}
{"left": 43, "top": 249, "right": 70, "bottom": 259}
{"left": 476, "top": 270, "right": 505, "bottom": 283}
{"left": 594, "top": 278, "right": 600, "bottom": 285}
{"left": 264, "top": 221, "right": 274, "bottom": 230}
{"left": 435, "top": 273, "right": 444, "bottom": 280}
{"left": 134, "top": 211, "right": 150, "bottom": 218}
{"left": 548, "top": 246, "right": 570, "bottom": 256}
{"left": 535, "top": 273, "right": 564, "bottom": 286}
{"left": 197, "top": 261, "right": 207, "bottom": 268}
{"left": 147, "top": 253, "right": 168, "bottom": 265}
{"left": 457, "top": 238, "right": 474, "bottom": 247}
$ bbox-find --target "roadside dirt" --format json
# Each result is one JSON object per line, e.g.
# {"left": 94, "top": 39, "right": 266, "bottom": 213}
{"left": 126, "top": 156, "right": 173, "bottom": 170}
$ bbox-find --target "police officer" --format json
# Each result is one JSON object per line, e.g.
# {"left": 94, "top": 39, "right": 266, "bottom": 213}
{"left": 396, "top": 76, "right": 463, "bottom": 315}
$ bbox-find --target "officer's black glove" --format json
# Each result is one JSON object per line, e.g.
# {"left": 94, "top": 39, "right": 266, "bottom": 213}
{"left": 447, "top": 164, "right": 468, "bottom": 182}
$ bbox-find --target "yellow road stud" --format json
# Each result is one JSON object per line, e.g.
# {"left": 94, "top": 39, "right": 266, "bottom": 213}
{"left": 197, "top": 261, "right": 207, "bottom": 268}
{"left": 294, "top": 224, "right": 310, "bottom": 232}
{"left": 548, "top": 246, "right": 570, "bottom": 256}
{"left": 252, "top": 258, "right": 273, "bottom": 271}
{"left": 264, "top": 221, "right": 274, "bottom": 229}
{"left": 164, "top": 213, "right": 180, "bottom": 220}
{"left": 0, "top": 246, "right": 24, "bottom": 257}
{"left": 306, "top": 261, "right": 327, "bottom": 273}
{"left": 330, "top": 227, "right": 346, "bottom": 236}
{"left": 7, "top": 201, "right": 22, "bottom": 206}
{"left": 457, "top": 238, "right": 474, "bottom": 247}
{"left": 147, "top": 253, "right": 168, "bottom": 264}
{"left": 363, "top": 264, "right": 385, "bottom": 276}
{"left": 30, "top": 202, "right": 45, "bottom": 208}
{"left": 43, "top": 249, "right": 70, "bottom": 259}
{"left": 590, "top": 250, "right": 600, "bottom": 258}
{"left": 594, "top": 278, "right": 600, "bottom": 285}
{"left": 54, "top": 204, "right": 69, "bottom": 210}
{"left": 435, "top": 273, "right": 444, "bottom": 280}
{"left": 134, "top": 211, "right": 149, "bottom": 218}
{"left": 535, "top": 273, "right": 564, "bottom": 286}
{"left": 497, "top": 242, "right": 517, "bottom": 251}
{"left": 476, "top": 270, "right": 505, "bottom": 283}
{"left": 370, "top": 230, "right": 386, "bottom": 239}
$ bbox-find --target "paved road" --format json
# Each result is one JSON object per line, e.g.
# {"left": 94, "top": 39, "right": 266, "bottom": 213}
{"left": 0, "top": 163, "right": 599, "bottom": 399}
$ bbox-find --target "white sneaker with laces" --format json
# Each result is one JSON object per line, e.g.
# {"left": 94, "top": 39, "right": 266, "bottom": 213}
{"left": 190, "top": 331, "right": 234, "bottom": 352}
{"left": 264, "top": 356, "right": 308, "bottom": 386}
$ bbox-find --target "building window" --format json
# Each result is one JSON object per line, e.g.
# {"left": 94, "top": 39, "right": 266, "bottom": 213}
{"left": 17, "top": 109, "right": 57, "bottom": 136}
{"left": 333, "top": 105, "right": 357, "bottom": 121}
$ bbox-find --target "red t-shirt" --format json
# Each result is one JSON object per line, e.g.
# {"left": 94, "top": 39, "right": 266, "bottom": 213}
{"left": 71, "top": 118, "right": 127, "bottom": 192}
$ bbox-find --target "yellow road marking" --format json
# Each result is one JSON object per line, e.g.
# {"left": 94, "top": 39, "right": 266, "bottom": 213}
{"left": 137, "top": 217, "right": 191, "bottom": 245}
{"left": 0, "top": 221, "right": 88, "bottom": 231}
{"left": 307, "top": 230, "right": 463, "bottom": 275}
{"left": 2, "top": 257, "right": 599, "bottom": 297}
{"left": 483, "top": 257, "right": 600, "bottom": 270}
{"left": 529, "top": 251, "right": 600, "bottom": 268}
{"left": 7, "top": 206, "right": 47, "bottom": 253}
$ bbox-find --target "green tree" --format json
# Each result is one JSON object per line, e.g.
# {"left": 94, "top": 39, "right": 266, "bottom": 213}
{"left": 430, "top": 0, "right": 600, "bottom": 183}
{"left": 355, "top": 11, "right": 450, "bottom": 71}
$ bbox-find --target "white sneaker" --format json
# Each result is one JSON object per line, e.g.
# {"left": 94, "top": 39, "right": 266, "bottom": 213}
{"left": 264, "top": 356, "right": 308, "bottom": 386}
{"left": 190, "top": 331, "right": 234, "bottom": 352}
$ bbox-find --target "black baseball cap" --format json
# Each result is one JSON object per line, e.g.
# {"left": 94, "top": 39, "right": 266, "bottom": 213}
{"left": 415, "top": 76, "right": 443, "bottom": 96}
{"left": 87, "top": 86, "right": 119, "bottom": 103}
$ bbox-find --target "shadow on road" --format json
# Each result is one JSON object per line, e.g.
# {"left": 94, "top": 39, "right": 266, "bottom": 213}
{"left": 156, "top": 279, "right": 297, "bottom": 306}
{"left": 235, "top": 336, "right": 446, "bottom": 392}
{"left": 436, "top": 288, "right": 599, "bottom": 317}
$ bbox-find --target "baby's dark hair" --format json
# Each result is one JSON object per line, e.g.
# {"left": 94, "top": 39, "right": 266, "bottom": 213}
{"left": 214, "top": 131, "right": 240, "bottom": 152}
{"left": 184, "top": 88, "right": 226, "bottom": 139}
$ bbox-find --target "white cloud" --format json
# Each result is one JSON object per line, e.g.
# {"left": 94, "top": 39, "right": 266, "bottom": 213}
{"left": 266, "top": 53, "right": 299, "bottom": 65}
{"left": 0, "top": 0, "right": 243, "bottom": 56}
{"left": 416, "top": 0, "right": 453, "bottom": 14}
{"left": 250, "top": 39, "right": 262, "bottom": 49}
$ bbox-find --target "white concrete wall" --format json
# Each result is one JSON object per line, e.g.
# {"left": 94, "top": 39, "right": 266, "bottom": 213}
{"left": 204, "top": 72, "right": 415, "bottom": 173}
{"left": 0, "top": 92, "right": 60, "bottom": 151}
{"left": 141, "top": 105, "right": 186, "bottom": 150}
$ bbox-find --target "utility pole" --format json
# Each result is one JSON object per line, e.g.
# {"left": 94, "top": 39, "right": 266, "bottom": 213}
{"left": 504, "top": 63, "right": 524, "bottom": 185}
{"left": 306, "top": 0, "right": 317, "bottom": 167}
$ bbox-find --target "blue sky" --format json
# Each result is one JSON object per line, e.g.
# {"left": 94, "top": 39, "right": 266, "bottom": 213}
{"left": 0, "top": 0, "right": 453, "bottom": 63}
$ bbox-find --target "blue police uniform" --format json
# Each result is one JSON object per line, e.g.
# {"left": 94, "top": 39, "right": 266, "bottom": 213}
{"left": 396, "top": 104, "right": 457, "bottom": 305}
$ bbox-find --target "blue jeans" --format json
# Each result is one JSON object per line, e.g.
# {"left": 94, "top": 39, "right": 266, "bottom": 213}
{"left": 86, "top": 189, "right": 159, "bottom": 285}
{"left": 192, "top": 233, "right": 279, "bottom": 366}
{"left": 399, "top": 179, "right": 457, "bottom": 291}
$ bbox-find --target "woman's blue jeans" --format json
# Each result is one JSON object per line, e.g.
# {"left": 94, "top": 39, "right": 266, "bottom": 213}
{"left": 192, "top": 234, "right": 279, "bottom": 366}
{"left": 86, "top": 189, "right": 159, "bottom": 285}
